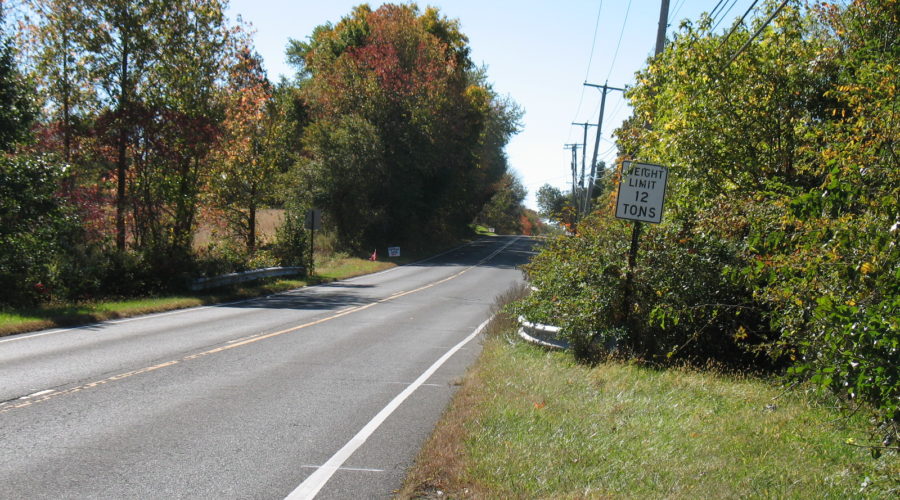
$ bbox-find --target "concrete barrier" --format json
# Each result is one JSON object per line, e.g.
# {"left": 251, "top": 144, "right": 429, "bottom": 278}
{"left": 190, "top": 266, "right": 305, "bottom": 291}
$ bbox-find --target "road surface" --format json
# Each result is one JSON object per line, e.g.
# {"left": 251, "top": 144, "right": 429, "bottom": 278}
{"left": 0, "top": 236, "right": 535, "bottom": 499}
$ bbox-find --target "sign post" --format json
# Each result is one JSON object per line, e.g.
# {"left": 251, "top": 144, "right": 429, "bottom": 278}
{"left": 614, "top": 161, "right": 669, "bottom": 326}
{"left": 305, "top": 208, "right": 322, "bottom": 275}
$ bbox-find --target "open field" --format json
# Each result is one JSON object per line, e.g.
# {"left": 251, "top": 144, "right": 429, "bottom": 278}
{"left": 193, "top": 208, "right": 284, "bottom": 249}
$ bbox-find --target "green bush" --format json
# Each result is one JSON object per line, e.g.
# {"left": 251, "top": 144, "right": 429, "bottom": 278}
{"left": 0, "top": 155, "right": 81, "bottom": 306}
{"left": 514, "top": 211, "right": 770, "bottom": 366}
{"left": 272, "top": 203, "right": 309, "bottom": 269}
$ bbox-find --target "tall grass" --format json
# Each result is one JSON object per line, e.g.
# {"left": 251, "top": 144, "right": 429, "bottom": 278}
{"left": 400, "top": 290, "right": 898, "bottom": 499}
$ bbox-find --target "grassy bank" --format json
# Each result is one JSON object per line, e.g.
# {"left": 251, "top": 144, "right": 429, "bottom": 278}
{"left": 401, "top": 329, "right": 898, "bottom": 498}
{"left": 0, "top": 256, "right": 394, "bottom": 337}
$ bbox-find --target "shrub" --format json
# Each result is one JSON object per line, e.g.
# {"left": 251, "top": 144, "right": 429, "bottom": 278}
{"left": 0, "top": 155, "right": 81, "bottom": 306}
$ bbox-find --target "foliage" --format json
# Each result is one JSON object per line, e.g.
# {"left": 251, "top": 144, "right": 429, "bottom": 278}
{"left": 515, "top": 211, "right": 768, "bottom": 364}
{"left": 520, "top": 0, "right": 899, "bottom": 432}
{"left": 476, "top": 172, "right": 526, "bottom": 235}
{"left": 272, "top": 201, "right": 310, "bottom": 269}
{"left": 0, "top": 155, "right": 79, "bottom": 306}
{"left": 288, "top": 4, "right": 521, "bottom": 251}
{"left": 0, "top": 6, "right": 36, "bottom": 151}
{"left": 535, "top": 184, "right": 567, "bottom": 220}
{"left": 209, "top": 37, "right": 286, "bottom": 253}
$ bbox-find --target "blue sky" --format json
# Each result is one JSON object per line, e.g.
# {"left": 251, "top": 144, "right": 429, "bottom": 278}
{"left": 226, "top": 1, "right": 763, "bottom": 208}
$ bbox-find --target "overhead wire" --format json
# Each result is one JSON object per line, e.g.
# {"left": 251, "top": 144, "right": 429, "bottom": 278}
{"left": 567, "top": 1, "right": 604, "bottom": 144}
{"left": 726, "top": 0, "right": 789, "bottom": 66}
{"left": 709, "top": 0, "right": 728, "bottom": 20}
{"left": 718, "top": 0, "right": 761, "bottom": 49}
{"left": 605, "top": 0, "right": 633, "bottom": 82}
{"left": 672, "top": 0, "right": 689, "bottom": 20}
{"left": 711, "top": 0, "right": 741, "bottom": 32}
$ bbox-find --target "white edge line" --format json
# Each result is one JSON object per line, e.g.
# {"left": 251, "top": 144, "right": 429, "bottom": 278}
{"left": 284, "top": 316, "right": 492, "bottom": 500}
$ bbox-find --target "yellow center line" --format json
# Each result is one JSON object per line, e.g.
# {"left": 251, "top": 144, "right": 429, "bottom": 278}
{"left": 0, "top": 238, "right": 519, "bottom": 415}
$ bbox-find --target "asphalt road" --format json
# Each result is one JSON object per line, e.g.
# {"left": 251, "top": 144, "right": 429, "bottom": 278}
{"left": 0, "top": 236, "right": 536, "bottom": 499}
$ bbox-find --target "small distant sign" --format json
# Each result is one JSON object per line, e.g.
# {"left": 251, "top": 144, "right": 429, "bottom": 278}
{"left": 615, "top": 161, "right": 668, "bottom": 224}
{"left": 388, "top": 247, "right": 401, "bottom": 258}
{"left": 487, "top": 227, "right": 495, "bottom": 233}
{"left": 305, "top": 208, "right": 322, "bottom": 230}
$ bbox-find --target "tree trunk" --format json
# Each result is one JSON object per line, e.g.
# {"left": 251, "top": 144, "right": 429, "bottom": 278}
{"left": 115, "top": 31, "right": 130, "bottom": 251}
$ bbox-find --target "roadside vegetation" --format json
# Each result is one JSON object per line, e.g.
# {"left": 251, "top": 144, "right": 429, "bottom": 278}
{"left": 401, "top": 288, "right": 899, "bottom": 498}
{"left": 518, "top": 0, "right": 898, "bottom": 446}
{"left": 0, "top": 251, "right": 393, "bottom": 337}
{"left": 0, "top": 3, "right": 531, "bottom": 316}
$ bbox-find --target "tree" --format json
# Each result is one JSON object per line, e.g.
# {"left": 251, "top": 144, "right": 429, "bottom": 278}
{"left": 134, "top": 0, "right": 229, "bottom": 257}
{"left": 23, "top": 0, "right": 96, "bottom": 164}
{"left": 0, "top": 155, "right": 80, "bottom": 306}
{"left": 211, "top": 43, "right": 286, "bottom": 253}
{"left": 80, "top": 0, "right": 161, "bottom": 250}
{"left": 477, "top": 172, "right": 526, "bottom": 235}
{"left": 288, "top": 4, "right": 520, "bottom": 251}
{"left": 536, "top": 184, "right": 567, "bottom": 220}
{"left": 0, "top": 4, "right": 36, "bottom": 151}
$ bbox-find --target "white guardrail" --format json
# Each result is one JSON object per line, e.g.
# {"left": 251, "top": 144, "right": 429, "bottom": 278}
{"left": 517, "top": 315, "right": 569, "bottom": 350}
{"left": 190, "top": 266, "right": 305, "bottom": 291}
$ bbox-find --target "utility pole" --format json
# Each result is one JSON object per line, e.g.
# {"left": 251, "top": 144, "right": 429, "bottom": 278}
{"left": 571, "top": 122, "right": 596, "bottom": 191}
{"left": 563, "top": 143, "right": 581, "bottom": 200}
{"left": 582, "top": 82, "right": 625, "bottom": 215}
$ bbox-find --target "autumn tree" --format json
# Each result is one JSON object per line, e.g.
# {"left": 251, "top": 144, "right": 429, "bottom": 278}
{"left": 288, "top": 4, "right": 520, "bottom": 251}
{"left": 130, "top": 0, "right": 229, "bottom": 258}
{"left": 78, "top": 0, "right": 161, "bottom": 250}
{"left": 211, "top": 40, "right": 287, "bottom": 253}
{"left": 22, "top": 0, "right": 96, "bottom": 164}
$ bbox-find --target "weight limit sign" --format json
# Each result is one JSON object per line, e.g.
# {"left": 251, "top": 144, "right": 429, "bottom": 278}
{"left": 615, "top": 161, "right": 668, "bottom": 224}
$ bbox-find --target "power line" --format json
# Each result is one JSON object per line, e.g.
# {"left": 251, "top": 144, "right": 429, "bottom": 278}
{"left": 709, "top": 0, "right": 728, "bottom": 20}
{"left": 567, "top": 1, "right": 605, "bottom": 144}
{"left": 584, "top": 1, "right": 604, "bottom": 81}
{"left": 718, "top": 0, "right": 761, "bottom": 50}
{"left": 726, "top": 0, "right": 789, "bottom": 66}
{"left": 712, "top": 0, "right": 741, "bottom": 32}
{"left": 672, "top": 0, "right": 688, "bottom": 20}
{"left": 605, "top": 0, "right": 633, "bottom": 82}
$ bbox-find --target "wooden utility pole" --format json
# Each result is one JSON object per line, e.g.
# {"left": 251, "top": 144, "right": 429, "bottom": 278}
{"left": 582, "top": 82, "right": 625, "bottom": 215}
{"left": 571, "top": 122, "right": 596, "bottom": 191}
{"left": 563, "top": 143, "right": 581, "bottom": 200}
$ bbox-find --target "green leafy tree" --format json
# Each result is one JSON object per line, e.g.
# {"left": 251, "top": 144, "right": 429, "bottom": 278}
{"left": 23, "top": 0, "right": 95, "bottom": 164}
{"left": 132, "top": 0, "right": 229, "bottom": 259}
{"left": 477, "top": 172, "right": 526, "bottom": 235}
{"left": 0, "top": 155, "right": 79, "bottom": 306}
{"left": 536, "top": 184, "right": 568, "bottom": 220}
{"left": 0, "top": 5, "right": 36, "bottom": 151}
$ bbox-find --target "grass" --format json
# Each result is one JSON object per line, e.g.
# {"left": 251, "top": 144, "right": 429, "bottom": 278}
{"left": 400, "top": 327, "right": 899, "bottom": 498}
{"left": 471, "top": 224, "right": 497, "bottom": 236}
{"left": 0, "top": 257, "right": 393, "bottom": 337}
